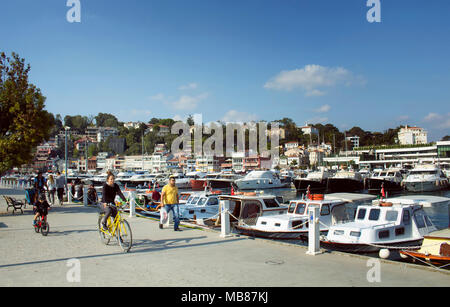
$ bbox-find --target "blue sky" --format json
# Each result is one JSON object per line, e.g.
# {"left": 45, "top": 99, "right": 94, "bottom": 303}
{"left": 2, "top": 0, "right": 450, "bottom": 140}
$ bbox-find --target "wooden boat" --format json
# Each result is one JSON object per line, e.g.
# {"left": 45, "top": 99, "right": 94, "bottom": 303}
{"left": 400, "top": 228, "right": 450, "bottom": 267}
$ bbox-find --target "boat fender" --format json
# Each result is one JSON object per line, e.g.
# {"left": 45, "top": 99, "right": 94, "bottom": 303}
{"left": 379, "top": 249, "right": 390, "bottom": 259}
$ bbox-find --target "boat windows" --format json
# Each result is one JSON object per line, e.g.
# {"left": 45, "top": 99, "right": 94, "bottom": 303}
{"left": 207, "top": 197, "right": 219, "bottom": 206}
{"left": 320, "top": 204, "right": 330, "bottom": 216}
{"left": 413, "top": 209, "right": 433, "bottom": 228}
{"left": 261, "top": 221, "right": 267, "bottom": 225}
{"left": 357, "top": 208, "right": 367, "bottom": 220}
{"left": 402, "top": 210, "right": 411, "bottom": 225}
{"left": 263, "top": 198, "right": 280, "bottom": 208}
{"left": 350, "top": 231, "right": 361, "bottom": 237}
{"left": 295, "top": 203, "right": 307, "bottom": 215}
{"left": 395, "top": 227, "right": 405, "bottom": 236}
{"left": 288, "top": 202, "right": 296, "bottom": 213}
{"left": 378, "top": 230, "right": 390, "bottom": 239}
{"left": 275, "top": 223, "right": 281, "bottom": 227}
{"left": 197, "top": 197, "right": 207, "bottom": 206}
{"left": 368, "top": 209, "right": 380, "bottom": 221}
{"left": 385, "top": 210, "right": 398, "bottom": 222}
{"left": 291, "top": 220, "right": 305, "bottom": 228}
{"left": 334, "top": 230, "right": 344, "bottom": 236}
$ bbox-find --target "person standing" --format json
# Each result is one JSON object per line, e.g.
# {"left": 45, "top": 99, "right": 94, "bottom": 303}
{"left": 160, "top": 176, "right": 181, "bottom": 231}
{"left": 47, "top": 174, "right": 57, "bottom": 205}
{"left": 55, "top": 171, "right": 66, "bottom": 205}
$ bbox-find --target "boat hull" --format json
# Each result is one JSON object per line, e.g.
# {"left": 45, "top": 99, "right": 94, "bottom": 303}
{"left": 320, "top": 239, "right": 424, "bottom": 254}
{"left": 366, "top": 178, "right": 403, "bottom": 194}
{"left": 326, "top": 178, "right": 364, "bottom": 193}
{"left": 234, "top": 225, "right": 315, "bottom": 240}
{"left": 293, "top": 179, "right": 327, "bottom": 193}
{"left": 404, "top": 181, "right": 446, "bottom": 192}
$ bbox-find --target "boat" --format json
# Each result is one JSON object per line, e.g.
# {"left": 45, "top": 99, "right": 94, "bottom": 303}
{"left": 399, "top": 228, "right": 450, "bottom": 267}
{"left": 293, "top": 167, "right": 331, "bottom": 193}
{"left": 326, "top": 169, "right": 364, "bottom": 193}
{"left": 402, "top": 164, "right": 449, "bottom": 192}
{"left": 366, "top": 168, "right": 404, "bottom": 195}
{"left": 159, "top": 173, "right": 192, "bottom": 189}
{"left": 321, "top": 196, "right": 443, "bottom": 256}
{"left": 234, "top": 170, "right": 285, "bottom": 190}
{"left": 216, "top": 193, "right": 289, "bottom": 230}
{"left": 232, "top": 193, "right": 376, "bottom": 240}
{"left": 178, "top": 191, "right": 225, "bottom": 220}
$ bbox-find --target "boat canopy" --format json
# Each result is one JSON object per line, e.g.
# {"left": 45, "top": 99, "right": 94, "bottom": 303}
{"left": 324, "top": 193, "right": 377, "bottom": 203}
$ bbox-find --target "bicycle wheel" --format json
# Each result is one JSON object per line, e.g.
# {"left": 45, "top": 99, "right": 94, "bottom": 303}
{"left": 117, "top": 219, "right": 132, "bottom": 253}
{"left": 41, "top": 220, "right": 49, "bottom": 236}
{"left": 97, "top": 214, "right": 111, "bottom": 245}
{"left": 34, "top": 217, "right": 41, "bottom": 233}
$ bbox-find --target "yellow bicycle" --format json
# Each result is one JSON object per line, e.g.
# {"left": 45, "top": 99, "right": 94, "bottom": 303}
{"left": 98, "top": 203, "right": 133, "bottom": 253}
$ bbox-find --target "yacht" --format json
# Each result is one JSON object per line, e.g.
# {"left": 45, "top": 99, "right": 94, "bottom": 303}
{"left": 321, "top": 196, "right": 444, "bottom": 257}
{"left": 402, "top": 164, "right": 449, "bottom": 192}
{"left": 366, "top": 169, "right": 404, "bottom": 195}
{"left": 160, "top": 173, "right": 192, "bottom": 189}
{"left": 234, "top": 170, "right": 285, "bottom": 190}
{"left": 326, "top": 169, "right": 364, "bottom": 193}
{"left": 233, "top": 193, "right": 375, "bottom": 240}
{"left": 293, "top": 168, "right": 331, "bottom": 194}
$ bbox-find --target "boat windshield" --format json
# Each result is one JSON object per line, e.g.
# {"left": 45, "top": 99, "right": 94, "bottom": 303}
{"left": 295, "top": 203, "right": 307, "bottom": 215}
{"left": 197, "top": 197, "right": 207, "bottom": 206}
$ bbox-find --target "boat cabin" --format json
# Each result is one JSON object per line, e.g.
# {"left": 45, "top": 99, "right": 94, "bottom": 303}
{"left": 218, "top": 194, "right": 287, "bottom": 226}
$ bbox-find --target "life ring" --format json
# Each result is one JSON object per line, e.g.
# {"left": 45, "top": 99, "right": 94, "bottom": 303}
{"left": 309, "top": 194, "right": 324, "bottom": 200}
{"left": 379, "top": 202, "right": 393, "bottom": 207}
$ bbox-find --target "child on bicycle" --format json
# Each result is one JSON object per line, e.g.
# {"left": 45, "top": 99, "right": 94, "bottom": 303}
{"left": 33, "top": 193, "right": 51, "bottom": 226}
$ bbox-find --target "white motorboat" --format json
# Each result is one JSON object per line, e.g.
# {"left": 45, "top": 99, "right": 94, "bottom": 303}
{"left": 233, "top": 193, "right": 376, "bottom": 240}
{"left": 179, "top": 191, "right": 223, "bottom": 220}
{"left": 321, "top": 195, "right": 446, "bottom": 256}
{"left": 402, "top": 164, "right": 449, "bottom": 192}
{"left": 293, "top": 168, "right": 331, "bottom": 193}
{"left": 234, "top": 170, "right": 285, "bottom": 190}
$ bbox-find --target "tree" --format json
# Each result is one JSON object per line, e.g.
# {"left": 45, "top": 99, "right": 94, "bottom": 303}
{"left": 0, "top": 52, "right": 53, "bottom": 173}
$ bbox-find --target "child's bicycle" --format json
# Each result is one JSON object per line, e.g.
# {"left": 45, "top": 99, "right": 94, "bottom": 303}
{"left": 97, "top": 202, "right": 133, "bottom": 253}
{"left": 34, "top": 215, "right": 50, "bottom": 236}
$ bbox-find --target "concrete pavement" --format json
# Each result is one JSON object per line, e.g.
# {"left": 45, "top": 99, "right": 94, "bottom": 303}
{"left": 0, "top": 188, "right": 449, "bottom": 287}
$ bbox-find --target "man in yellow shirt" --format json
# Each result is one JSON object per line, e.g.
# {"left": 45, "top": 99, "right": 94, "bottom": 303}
{"left": 160, "top": 176, "right": 181, "bottom": 231}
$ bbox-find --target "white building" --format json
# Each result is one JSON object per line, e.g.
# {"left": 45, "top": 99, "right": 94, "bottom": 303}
{"left": 398, "top": 125, "right": 428, "bottom": 145}
{"left": 300, "top": 125, "right": 318, "bottom": 135}
{"left": 346, "top": 135, "right": 360, "bottom": 149}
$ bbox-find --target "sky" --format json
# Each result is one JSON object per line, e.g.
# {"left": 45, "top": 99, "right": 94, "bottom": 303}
{"left": 1, "top": 0, "right": 450, "bottom": 141}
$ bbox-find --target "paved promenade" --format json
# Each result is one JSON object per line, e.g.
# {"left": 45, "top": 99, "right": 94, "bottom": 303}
{"left": 0, "top": 188, "right": 449, "bottom": 287}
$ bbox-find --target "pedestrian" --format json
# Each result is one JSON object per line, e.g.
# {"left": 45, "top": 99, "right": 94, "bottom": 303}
{"left": 160, "top": 175, "right": 181, "bottom": 231}
{"left": 47, "top": 174, "right": 56, "bottom": 205}
{"left": 55, "top": 171, "right": 66, "bottom": 205}
{"left": 33, "top": 171, "right": 47, "bottom": 203}
{"left": 87, "top": 184, "right": 98, "bottom": 205}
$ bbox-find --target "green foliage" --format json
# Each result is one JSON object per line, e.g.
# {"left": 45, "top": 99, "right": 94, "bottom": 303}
{"left": 0, "top": 52, "right": 53, "bottom": 173}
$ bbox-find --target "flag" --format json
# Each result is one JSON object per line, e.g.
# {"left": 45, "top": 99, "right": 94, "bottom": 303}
{"left": 381, "top": 183, "right": 385, "bottom": 198}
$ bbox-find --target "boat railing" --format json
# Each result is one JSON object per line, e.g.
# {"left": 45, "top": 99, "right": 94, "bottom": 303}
{"left": 371, "top": 222, "right": 396, "bottom": 230}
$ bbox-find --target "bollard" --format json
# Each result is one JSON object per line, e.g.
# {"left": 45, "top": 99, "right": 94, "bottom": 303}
{"left": 68, "top": 187, "right": 72, "bottom": 203}
{"left": 83, "top": 186, "right": 88, "bottom": 206}
{"left": 306, "top": 206, "right": 321, "bottom": 255}
{"left": 128, "top": 191, "right": 136, "bottom": 218}
{"left": 220, "top": 199, "right": 231, "bottom": 238}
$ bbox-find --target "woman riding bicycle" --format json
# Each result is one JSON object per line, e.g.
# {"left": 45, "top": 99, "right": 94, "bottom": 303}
{"left": 100, "top": 173, "right": 127, "bottom": 231}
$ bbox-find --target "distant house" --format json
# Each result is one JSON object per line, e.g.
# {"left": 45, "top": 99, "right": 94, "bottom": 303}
{"left": 398, "top": 125, "right": 428, "bottom": 145}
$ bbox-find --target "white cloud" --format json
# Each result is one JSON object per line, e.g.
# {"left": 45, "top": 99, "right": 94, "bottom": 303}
{"left": 306, "top": 116, "right": 329, "bottom": 124}
{"left": 423, "top": 112, "right": 450, "bottom": 129}
{"left": 149, "top": 93, "right": 165, "bottom": 101}
{"left": 178, "top": 83, "right": 198, "bottom": 90}
{"left": 167, "top": 93, "right": 209, "bottom": 110}
{"left": 264, "top": 64, "right": 363, "bottom": 96}
{"left": 221, "top": 110, "right": 258, "bottom": 123}
{"left": 314, "top": 104, "right": 331, "bottom": 113}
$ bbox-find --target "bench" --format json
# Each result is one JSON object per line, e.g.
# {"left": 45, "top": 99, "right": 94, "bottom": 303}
{"left": 3, "top": 196, "right": 26, "bottom": 214}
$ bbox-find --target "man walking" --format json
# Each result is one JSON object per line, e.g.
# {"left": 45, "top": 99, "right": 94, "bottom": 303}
{"left": 55, "top": 171, "right": 66, "bottom": 205}
{"left": 160, "top": 176, "right": 181, "bottom": 231}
